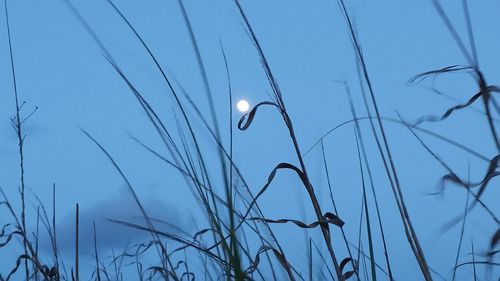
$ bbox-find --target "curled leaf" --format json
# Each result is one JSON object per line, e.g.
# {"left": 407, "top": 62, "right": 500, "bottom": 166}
{"left": 0, "top": 230, "right": 22, "bottom": 248}
{"left": 413, "top": 86, "right": 499, "bottom": 126}
{"left": 248, "top": 212, "right": 344, "bottom": 229}
{"left": 339, "top": 257, "right": 356, "bottom": 280}
{"left": 0, "top": 223, "right": 12, "bottom": 237}
{"left": 339, "top": 257, "right": 352, "bottom": 273}
{"left": 238, "top": 101, "right": 279, "bottom": 131}
{"left": 437, "top": 154, "right": 499, "bottom": 204}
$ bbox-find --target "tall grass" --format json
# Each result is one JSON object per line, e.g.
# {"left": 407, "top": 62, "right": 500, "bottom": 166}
{"left": 0, "top": 1, "right": 498, "bottom": 280}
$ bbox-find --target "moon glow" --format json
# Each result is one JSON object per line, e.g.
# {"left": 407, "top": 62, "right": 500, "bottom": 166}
{"left": 237, "top": 100, "right": 250, "bottom": 113}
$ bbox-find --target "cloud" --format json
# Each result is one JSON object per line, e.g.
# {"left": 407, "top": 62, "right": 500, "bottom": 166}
{"left": 52, "top": 186, "right": 188, "bottom": 256}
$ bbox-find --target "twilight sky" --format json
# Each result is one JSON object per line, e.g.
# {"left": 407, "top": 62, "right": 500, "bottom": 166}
{"left": 0, "top": 1, "right": 499, "bottom": 280}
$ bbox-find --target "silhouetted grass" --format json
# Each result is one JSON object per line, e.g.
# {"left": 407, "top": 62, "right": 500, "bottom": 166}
{"left": 0, "top": 1, "right": 498, "bottom": 280}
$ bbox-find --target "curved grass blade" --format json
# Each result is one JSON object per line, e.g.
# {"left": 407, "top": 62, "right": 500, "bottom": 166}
{"left": 245, "top": 245, "right": 295, "bottom": 281}
{"left": 305, "top": 116, "right": 489, "bottom": 162}
{"left": 408, "top": 65, "right": 473, "bottom": 84}
{"left": 248, "top": 213, "right": 344, "bottom": 229}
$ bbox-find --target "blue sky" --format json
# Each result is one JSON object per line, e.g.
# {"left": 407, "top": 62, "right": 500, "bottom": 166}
{"left": 0, "top": 1, "right": 499, "bottom": 280}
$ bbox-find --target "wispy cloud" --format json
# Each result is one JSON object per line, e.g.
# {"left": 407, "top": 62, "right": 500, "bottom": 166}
{"left": 52, "top": 186, "right": 187, "bottom": 256}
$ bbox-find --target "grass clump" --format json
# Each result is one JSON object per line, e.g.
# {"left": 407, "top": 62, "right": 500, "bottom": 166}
{"left": 0, "top": 1, "right": 498, "bottom": 280}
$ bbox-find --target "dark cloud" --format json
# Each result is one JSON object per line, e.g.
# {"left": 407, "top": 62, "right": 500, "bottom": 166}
{"left": 52, "top": 187, "right": 188, "bottom": 256}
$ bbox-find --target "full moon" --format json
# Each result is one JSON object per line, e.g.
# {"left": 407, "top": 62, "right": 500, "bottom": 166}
{"left": 237, "top": 99, "right": 250, "bottom": 113}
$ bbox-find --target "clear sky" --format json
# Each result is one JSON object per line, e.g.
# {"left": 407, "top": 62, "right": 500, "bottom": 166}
{"left": 0, "top": 1, "right": 499, "bottom": 280}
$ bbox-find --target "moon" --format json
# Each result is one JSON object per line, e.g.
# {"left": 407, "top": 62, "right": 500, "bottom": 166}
{"left": 237, "top": 99, "right": 250, "bottom": 113}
